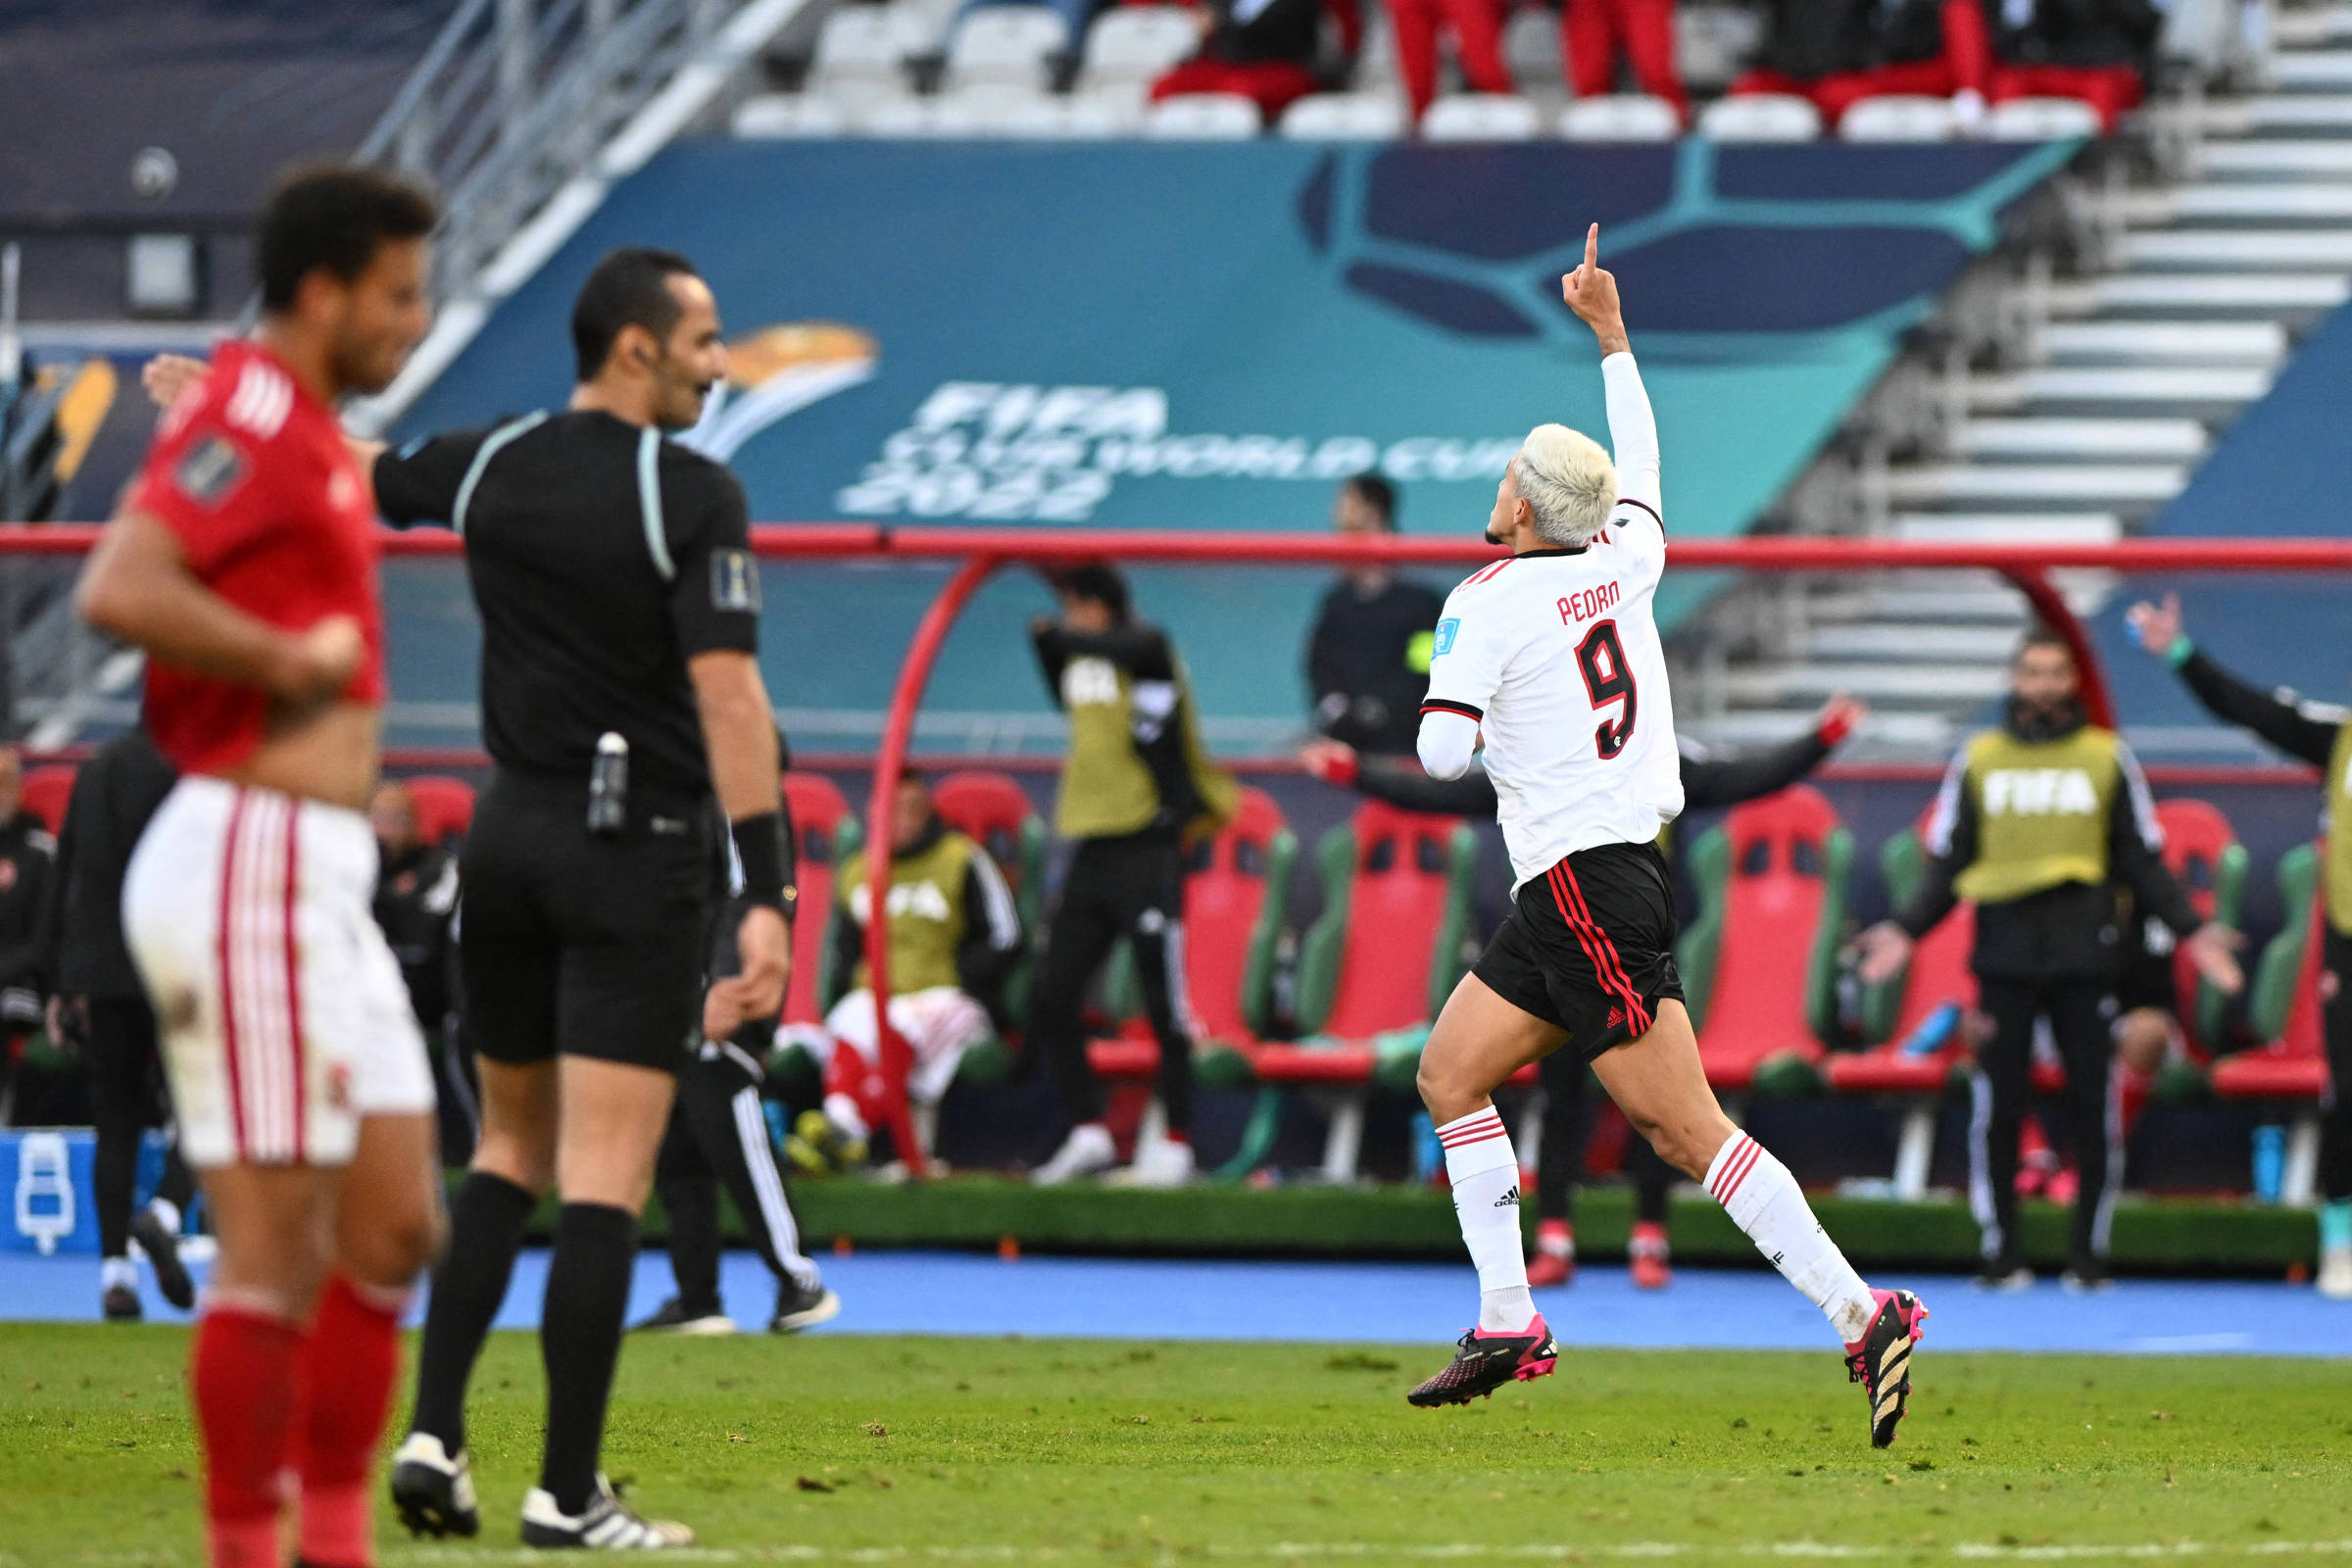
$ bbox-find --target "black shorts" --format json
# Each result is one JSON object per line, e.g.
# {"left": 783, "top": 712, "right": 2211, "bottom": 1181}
{"left": 460, "top": 768, "right": 724, "bottom": 1073}
{"left": 2113, "top": 918, "right": 2178, "bottom": 1017}
{"left": 1473, "top": 839, "right": 1685, "bottom": 1062}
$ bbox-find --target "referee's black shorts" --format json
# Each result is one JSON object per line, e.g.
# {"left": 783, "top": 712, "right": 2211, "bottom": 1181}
{"left": 1472, "top": 839, "right": 1685, "bottom": 1063}
{"left": 460, "top": 767, "right": 724, "bottom": 1074}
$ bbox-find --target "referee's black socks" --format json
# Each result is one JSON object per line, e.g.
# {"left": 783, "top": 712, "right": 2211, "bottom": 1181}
{"left": 412, "top": 1170, "right": 536, "bottom": 1454}
{"left": 539, "top": 1201, "right": 640, "bottom": 1515}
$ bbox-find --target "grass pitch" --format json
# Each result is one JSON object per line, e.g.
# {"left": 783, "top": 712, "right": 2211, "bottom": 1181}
{"left": 1, "top": 1325, "right": 2347, "bottom": 1564}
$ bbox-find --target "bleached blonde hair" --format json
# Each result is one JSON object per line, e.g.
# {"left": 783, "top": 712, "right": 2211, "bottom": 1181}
{"left": 1513, "top": 423, "right": 1617, "bottom": 547}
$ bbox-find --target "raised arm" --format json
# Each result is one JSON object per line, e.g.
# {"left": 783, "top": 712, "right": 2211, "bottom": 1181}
{"left": 1561, "top": 224, "right": 1657, "bottom": 519}
{"left": 2127, "top": 594, "right": 2340, "bottom": 768}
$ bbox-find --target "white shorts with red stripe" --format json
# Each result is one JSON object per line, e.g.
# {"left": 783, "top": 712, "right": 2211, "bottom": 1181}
{"left": 122, "top": 776, "right": 435, "bottom": 1167}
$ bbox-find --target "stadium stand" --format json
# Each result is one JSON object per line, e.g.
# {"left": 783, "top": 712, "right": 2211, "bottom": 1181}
{"left": 401, "top": 774, "right": 478, "bottom": 846}
{"left": 783, "top": 772, "right": 858, "bottom": 1028}
{"left": 17, "top": 765, "right": 74, "bottom": 837}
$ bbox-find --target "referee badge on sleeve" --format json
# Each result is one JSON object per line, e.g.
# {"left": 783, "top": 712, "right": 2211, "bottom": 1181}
{"left": 710, "top": 548, "right": 760, "bottom": 613}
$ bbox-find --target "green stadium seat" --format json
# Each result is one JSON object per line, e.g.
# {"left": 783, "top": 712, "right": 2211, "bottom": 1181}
{"left": 2212, "top": 839, "right": 2330, "bottom": 1203}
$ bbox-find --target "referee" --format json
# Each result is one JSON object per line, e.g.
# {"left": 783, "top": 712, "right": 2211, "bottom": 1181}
{"left": 370, "top": 248, "right": 789, "bottom": 1549}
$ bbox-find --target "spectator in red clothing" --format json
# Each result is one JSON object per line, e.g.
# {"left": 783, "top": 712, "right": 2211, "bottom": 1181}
{"left": 1386, "top": 0, "right": 1512, "bottom": 120}
{"left": 1986, "top": 0, "right": 2159, "bottom": 131}
{"left": 1152, "top": 0, "right": 1327, "bottom": 123}
{"left": 1563, "top": 0, "right": 1688, "bottom": 118}
{"left": 1732, "top": 0, "right": 1989, "bottom": 128}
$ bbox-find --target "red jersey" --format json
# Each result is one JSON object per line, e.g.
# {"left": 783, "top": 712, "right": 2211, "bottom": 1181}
{"left": 125, "top": 339, "right": 387, "bottom": 776}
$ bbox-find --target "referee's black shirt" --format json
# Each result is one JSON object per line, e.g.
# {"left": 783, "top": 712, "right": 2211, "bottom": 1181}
{"left": 372, "top": 411, "right": 760, "bottom": 797}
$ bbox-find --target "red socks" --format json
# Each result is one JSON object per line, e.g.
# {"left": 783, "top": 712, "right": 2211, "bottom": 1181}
{"left": 192, "top": 1305, "right": 304, "bottom": 1568}
{"left": 189, "top": 1277, "right": 406, "bottom": 1568}
{"left": 294, "top": 1274, "right": 407, "bottom": 1568}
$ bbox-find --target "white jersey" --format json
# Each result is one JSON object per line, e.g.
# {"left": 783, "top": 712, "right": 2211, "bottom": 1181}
{"left": 1420, "top": 353, "right": 1684, "bottom": 894}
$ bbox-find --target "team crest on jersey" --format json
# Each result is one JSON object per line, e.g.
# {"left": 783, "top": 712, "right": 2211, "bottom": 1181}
{"left": 173, "top": 436, "right": 247, "bottom": 508}
{"left": 1433, "top": 617, "right": 1459, "bottom": 656}
{"left": 710, "top": 548, "right": 760, "bottom": 613}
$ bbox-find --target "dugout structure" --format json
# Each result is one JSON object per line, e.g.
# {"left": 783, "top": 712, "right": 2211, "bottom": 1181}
{"left": 9, "top": 525, "right": 2350, "bottom": 1178}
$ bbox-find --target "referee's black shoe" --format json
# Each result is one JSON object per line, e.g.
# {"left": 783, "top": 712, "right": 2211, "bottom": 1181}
{"left": 769, "top": 1274, "right": 842, "bottom": 1335}
{"left": 2061, "top": 1254, "right": 2114, "bottom": 1294}
{"left": 1405, "top": 1314, "right": 1558, "bottom": 1407}
{"left": 131, "top": 1206, "right": 194, "bottom": 1311}
{"left": 520, "top": 1476, "right": 693, "bottom": 1548}
{"left": 389, "top": 1432, "right": 480, "bottom": 1539}
{"left": 1845, "top": 1289, "right": 1929, "bottom": 1448}
{"left": 629, "top": 1296, "right": 736, "bottom": 1336}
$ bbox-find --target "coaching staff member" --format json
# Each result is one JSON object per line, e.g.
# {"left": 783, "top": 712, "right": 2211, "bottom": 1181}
{"left": 373, "top": 248, "right": 789, "bottom": 1550}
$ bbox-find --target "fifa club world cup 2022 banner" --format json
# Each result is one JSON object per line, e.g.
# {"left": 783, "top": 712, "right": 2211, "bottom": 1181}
{"left": 395, "top": 137, "right": 2075, "bottom": 753}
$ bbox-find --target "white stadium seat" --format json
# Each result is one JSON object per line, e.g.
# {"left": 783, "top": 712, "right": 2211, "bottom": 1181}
{"left": 856, "top": 91, "right": 949, "bottom": 135}
{"left": 1558, "top": 93, "right": 1681, "bottom": 141}
{"left": 932, "top": 83, "right": 1069, "bottom": 135}
{"left": 1984, "top": 95, "right": 2104, "bottom": 141}
{"left": 1838, "top": 93, "right": 1961, "bottom": 141}
{"left": 1419, "top": 92, "right": 1542, "bottom": 141}
{"left": 808, "top": 4, "right": 917, "bottom": 95}
{"left": 732, "top": 94, "right": 853, "bottom": 137}
{"left": 1696, "top": 91, "right": 1820, "bottom": 141}
{"left": 1143, "top": 91, "right": 1262, "bottom": 138}
{"left": 945, "top": 5, "right": 1070, "bottom": 92}
{"left": 1068, "top": 84, "right": 1152, "bottom": 133}
{"left": 1277, "top": 92, "right": 1408, "bottom": 139}
{"left": 1079, "top": 7, "right": 1201, "bottom": 92}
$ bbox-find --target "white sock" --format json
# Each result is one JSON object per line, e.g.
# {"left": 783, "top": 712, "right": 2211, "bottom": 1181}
{"left": 1438, "top": 1106, "right": 1534, "bottom": 1332}
{"left": 822, "top": 1093, "right": 870, "bottom": 1144}
{"left": 101, "top": 1256, "right": 136, "bottom": 1291}
{"left": 1705, "top": 1130, "right": 1877, "bottom": 1345}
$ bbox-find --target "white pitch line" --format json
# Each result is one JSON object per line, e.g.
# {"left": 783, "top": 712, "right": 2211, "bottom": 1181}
{"left": 16, "top": 1543, "right": 2352, "bottom": 1568}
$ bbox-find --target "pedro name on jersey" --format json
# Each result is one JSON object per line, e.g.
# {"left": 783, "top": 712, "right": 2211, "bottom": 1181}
{"left": 1422, "top": 515, "right": 1684, "bottom": 891}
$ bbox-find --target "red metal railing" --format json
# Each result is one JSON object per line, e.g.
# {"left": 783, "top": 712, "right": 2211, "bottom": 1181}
{"left": 21, "top": 522, "right": 2351, "bottom": 1173}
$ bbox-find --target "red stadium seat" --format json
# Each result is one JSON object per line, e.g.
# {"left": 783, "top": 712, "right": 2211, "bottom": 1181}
{"left": 2151, "top": 797, "right": 2248, "bottom": 1054}
{"left": 1685, "top": 785, "right": 1848, "bottom": 1091}
{"left": 782, "top": 772, "right": 854, "bottom": 1028}
{"left": 401, "top": 774, "right": 477, "bottom": 846}
{"left": 1268, "top": 799, "right": 1479, "bottom": 1180}
{"left": 19, "top": 764, "right": 75, "bottom": 835}
{"left": 1295, "top": 798, "right": 1478, "bottom": 1044}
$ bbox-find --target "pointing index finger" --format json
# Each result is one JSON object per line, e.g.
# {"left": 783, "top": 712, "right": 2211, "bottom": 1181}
{"left": 1585, "top": 223, "right": 1599, "bottom": 271}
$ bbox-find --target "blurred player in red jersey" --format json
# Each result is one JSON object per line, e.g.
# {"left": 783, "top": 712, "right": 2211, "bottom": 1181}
{"left": 77, "top": 166, "right": 440, "bottom": 1568}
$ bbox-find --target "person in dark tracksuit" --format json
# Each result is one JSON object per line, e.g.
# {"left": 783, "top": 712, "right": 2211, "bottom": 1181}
{"left": 1300, "top": 696, "right": 1862, "bottom": 1290}
{"left": 0, "top": 746, "right": 55, "bottom": 1055}
{"left": 368, "top": 778, "right": 471, "bottom": 1165}
{"left": 1857, "top": 629, "right": 2242, "bottom": 1292}
{"left": 38, "top": 726, "right": 194, "bottom": 1322}
{"left": 1026, "top": 564, "right": 1238, "bottom": 1189}
{"left": 634, "top": 748, "right": 838, "bottom": 1339}
{"left": 1304, "top": 475, "right": 1447, "bottom": 760}
{"left": 2126, "top": 591, "right": 2352, "bottom": 1298}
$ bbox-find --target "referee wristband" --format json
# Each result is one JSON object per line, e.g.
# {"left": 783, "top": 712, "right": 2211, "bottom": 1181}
{"left": 2165, "top": 635, "right": 2194, "bottom": 669}
{"left": 732, "top": 812, "right": 790, "bottom": 914}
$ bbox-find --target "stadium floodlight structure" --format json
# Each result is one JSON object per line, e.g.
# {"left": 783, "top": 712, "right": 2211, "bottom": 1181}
{"left": 9, "top": 524, "right": 2351, "bottom": 1173}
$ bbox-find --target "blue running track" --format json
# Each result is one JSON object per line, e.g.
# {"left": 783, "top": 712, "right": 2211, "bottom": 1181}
{"left": 1, "top": 1250, "right": 2345, "bottom": 1356}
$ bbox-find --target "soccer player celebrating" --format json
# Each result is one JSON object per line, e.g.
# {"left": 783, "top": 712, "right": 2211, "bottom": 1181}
{"left": 1406, "top": 226, "right": 1927, "bottom": 1448}
{"left": 80, "top": 167, "right": 444, "bottom": 1568}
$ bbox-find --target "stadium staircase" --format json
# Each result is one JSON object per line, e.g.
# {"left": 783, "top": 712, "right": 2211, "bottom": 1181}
{"left": 1685, "top": 2, "right": 2352, "bottom": 760}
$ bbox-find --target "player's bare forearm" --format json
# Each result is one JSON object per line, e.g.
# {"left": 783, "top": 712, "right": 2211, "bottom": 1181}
{"left": 690, "top": 649, "right": 783, "bottom": 823}
{"left": 78, "top": 512, "right": 314, "bottom": 695}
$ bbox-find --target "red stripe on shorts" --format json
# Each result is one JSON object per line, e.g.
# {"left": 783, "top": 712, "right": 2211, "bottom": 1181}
{"left": 281, "top": 803, "right": 305, "bottom": 1161}
{"left": 1546, "top": 862, "right": 1649, "bottom": 1039}
{"left": 217, "top": 792, "right": 250, "bottom": 1160}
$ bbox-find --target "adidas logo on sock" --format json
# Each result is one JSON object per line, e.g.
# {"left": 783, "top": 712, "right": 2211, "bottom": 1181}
{"left": 1494, "top": 1186, "right": 1521, "bottom": 1208}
